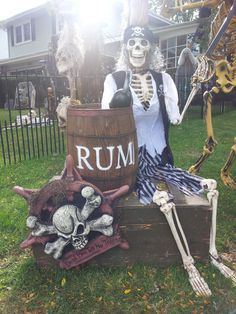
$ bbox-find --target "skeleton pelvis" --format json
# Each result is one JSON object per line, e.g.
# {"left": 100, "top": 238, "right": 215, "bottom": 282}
{"left": 216, "top": 59, "right": 236, "bottom": 93}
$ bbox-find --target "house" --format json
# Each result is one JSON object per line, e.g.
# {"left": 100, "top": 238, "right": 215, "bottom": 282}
{"left": 0, "top": 3, "right": 57, "bottom": 75}
{"left": 0, "top": 1, "right": 200, "bottom": 76}
{"left": 0, "top": 29, "right": 8, "bottom": 59}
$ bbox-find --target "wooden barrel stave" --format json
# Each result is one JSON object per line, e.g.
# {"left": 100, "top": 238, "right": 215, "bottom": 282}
{"left": 67, "top": 105, "right": 138, "bottom": 192}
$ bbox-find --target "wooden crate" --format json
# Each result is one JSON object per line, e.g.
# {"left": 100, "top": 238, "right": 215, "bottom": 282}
{"left": 32, "top": 185, "right": 212, "bottom": 268}
{"left": 89, "top": 185, "right": 212, "bottom": 267}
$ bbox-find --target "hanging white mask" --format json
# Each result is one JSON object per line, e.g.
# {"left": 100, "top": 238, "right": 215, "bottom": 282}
{"left": 126, "top": 37, "right": 151, "bottom": 69}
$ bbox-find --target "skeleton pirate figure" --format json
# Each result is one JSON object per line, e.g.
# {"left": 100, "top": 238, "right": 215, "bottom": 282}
{"left": 101, "top": 0, "right": 236, "bottom": 297}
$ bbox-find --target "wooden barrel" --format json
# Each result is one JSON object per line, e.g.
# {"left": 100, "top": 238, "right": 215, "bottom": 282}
{"left": 67, "top": 104, "right": 138, "bottom": 192}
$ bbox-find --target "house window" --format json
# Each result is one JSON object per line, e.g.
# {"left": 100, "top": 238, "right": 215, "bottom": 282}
{"left": 160, "top": 34, "right": 192, "bottom": 69}
{"left": 14, "top": 21, "right": 32, "bottom": 44}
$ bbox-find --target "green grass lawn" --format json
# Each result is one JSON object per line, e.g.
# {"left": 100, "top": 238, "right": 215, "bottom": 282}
{"left": 0, "top": 109, "right": 29, "bottom": 125}
{"left": 0, "top": 106, "right": 236, "bottom": 313}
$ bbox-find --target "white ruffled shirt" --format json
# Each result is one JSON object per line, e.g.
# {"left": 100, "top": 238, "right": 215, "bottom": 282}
{"left": 101, "top": 71, "right": 180, "bottom": 157}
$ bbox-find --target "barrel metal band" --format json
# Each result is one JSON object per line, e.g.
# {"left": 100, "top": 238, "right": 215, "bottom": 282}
{"left": 82, "top": 169, "right": 138, "bottom": 181}
{"left": 67, "top": 130, "right": 137, "bottom": 139}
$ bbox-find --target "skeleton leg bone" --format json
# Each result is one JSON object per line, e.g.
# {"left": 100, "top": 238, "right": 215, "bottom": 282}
{"left": 220, "top": 137, "right": 236, "bottom": 189}
{"left": 201, "top": 179, "right": 236, "bottom": 283}
{"left": 153, "top": 190, "right": 212, "bottom": 296}
{"left": 189, "top": 90, "right": 218, "bottom": 174}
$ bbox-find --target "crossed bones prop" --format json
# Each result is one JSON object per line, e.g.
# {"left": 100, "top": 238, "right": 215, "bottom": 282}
{"left": 15, "top": 155, "right": 129, "bottom": 265}
{"left": 26, "top": 187, "right": 113, "bottom": 260}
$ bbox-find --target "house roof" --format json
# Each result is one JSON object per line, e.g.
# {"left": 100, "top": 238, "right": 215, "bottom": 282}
{"left": 153, "top": 19, "right": 199, "bottom": 36}
{"left": 0, "top": 50, "right": 48, "bottom": 71}
{"left": 1, "top": 2, "right": 49, "bottom": 25}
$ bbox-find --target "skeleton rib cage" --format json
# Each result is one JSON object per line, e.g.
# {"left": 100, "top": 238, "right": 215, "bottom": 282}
{"left": 131, "top": 73, "right": 154, "bottom": 110}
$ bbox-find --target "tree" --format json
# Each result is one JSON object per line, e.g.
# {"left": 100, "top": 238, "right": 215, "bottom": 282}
{"left": 148, "top": 0, "right": 198, "bottom": 22}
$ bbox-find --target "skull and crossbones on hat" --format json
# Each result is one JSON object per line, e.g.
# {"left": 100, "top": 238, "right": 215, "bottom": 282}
{"left": 123, "top": 26, "right": 154, "bottom": 69}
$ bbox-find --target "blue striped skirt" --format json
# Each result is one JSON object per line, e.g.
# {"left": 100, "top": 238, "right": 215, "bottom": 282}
{"left": 136, "top": 146, "right": 203, "bottom": 205}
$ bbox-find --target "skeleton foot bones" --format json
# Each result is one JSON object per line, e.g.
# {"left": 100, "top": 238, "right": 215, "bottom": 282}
{"left": 153, "top": 179, "right": 236, "bottom": 297}
{"left": 201, "top": 179, "right": 236, "bottom": 285}
{"left": 153, "top": 190, "right": 211, "bottom": 297}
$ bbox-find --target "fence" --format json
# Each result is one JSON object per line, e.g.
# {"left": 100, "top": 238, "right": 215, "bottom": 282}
{"left": 0, "top": 70, "right": 106, "bottom": 166}
{"left": 0, "top": 73, "right": 69, "bottom": 166}
{"left": 0, "top": 107, "right": 66, "bottom": 166}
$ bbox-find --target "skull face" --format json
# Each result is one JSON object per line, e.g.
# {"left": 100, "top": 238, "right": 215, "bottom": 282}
{"left": 126, "top": 37, "right": 151, "bottom": 69}
{"left": 53, "top": 204, "right": 90, "bottom": 250}
{"left": 26, "top": 186, "right": 113, "bottom": 259}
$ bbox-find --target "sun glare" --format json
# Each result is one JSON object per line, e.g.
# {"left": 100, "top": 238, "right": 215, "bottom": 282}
{"left": 76, "top": 0, "right": 119, "bottom": 26}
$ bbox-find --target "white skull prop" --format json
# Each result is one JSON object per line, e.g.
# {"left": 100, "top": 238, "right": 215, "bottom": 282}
{"left": 26, "top": 186, "right": 114, "bottom": 259}
{"left": 126, "top": 37, "right": 151, "bottom": 69}
{"left": 52, "top": 204, "right": 90, "bottom": 250}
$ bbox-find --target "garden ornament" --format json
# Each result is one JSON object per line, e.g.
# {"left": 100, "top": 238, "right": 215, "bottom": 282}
{"left": 15, "top": 155, "right": 129, "bottom": 265}
{"left": 26, "top": 187, "right": 114, "bottom": 259}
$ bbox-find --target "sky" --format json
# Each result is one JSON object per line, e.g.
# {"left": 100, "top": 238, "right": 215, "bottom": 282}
{"left": 0, "top": 0, "right": 48, "bottom": 20}
{"left": 0, "top": 0, "right": 122, "bottom": 21}
{"left": 0, "top": 0, "right": 47, "bottom": 59}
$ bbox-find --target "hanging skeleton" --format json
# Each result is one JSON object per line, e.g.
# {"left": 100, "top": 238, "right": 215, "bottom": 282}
{"left": 101, "top": 0, "right": 236, "bottom": 296}
{"left": 55, "top": 0, "right": 84, "bottom": 128}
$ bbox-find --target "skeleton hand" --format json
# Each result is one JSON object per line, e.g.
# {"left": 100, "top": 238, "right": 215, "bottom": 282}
{"left": 200, "top": 179, "right": 217, "bottom": 191}
{"left": 153, "top": 190, "right": 170, "bottom": 206}
{"left": 171, "top": 118, "right": 180, "bottom": 125}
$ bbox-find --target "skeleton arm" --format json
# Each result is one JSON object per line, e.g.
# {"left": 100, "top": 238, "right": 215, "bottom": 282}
{"left": 101, "top": 74, "right": 118, "bottom": 109}
{"left": 162, "top": 73, "right": 180, "bottom": 125}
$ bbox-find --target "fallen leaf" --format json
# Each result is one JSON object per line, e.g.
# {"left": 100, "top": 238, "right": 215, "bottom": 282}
{"left": 124, "top": 289, "right": 131, "bottom": 294}
{"left": 61, "top": 277, "right": 66, "bottom": 287}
